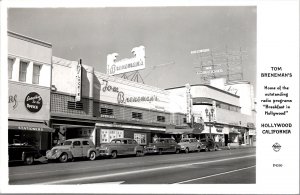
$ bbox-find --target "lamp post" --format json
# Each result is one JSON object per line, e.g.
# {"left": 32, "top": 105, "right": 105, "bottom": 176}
{"left": 205, "top": 108, "right": 214, "bottom": 138}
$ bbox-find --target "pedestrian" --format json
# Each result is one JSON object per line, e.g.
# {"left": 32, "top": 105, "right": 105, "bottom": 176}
{"left": 227, "top": 139, "right": 231, "bottom": 150}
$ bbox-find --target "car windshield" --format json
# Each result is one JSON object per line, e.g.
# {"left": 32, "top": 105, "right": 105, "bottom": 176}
{"left": 63, "top": 141, "right": 72, "bottom": 145}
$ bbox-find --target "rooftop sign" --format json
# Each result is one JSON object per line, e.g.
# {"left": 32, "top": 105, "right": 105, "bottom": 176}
{"left": 107, "top": 46, "right": 145, "bottom": 75}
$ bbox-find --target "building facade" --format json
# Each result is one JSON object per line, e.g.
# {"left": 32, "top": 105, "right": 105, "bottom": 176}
{"left": 50, "top": 57, "right": 187, "bottom": 147}
{"left": 8, "top": 32, "right": 54, "bottom": 153}
{"left": 166, "top": 78, "right": 256, "bottom": 146}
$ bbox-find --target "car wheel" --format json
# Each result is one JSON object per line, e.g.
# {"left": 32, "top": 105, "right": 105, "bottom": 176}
{"left": 175, "top": 149, "right": 180, "bottom": 154}
{"left": 205, "top": 147, "right": 209, "bottom": 152}
{"left": 197, "top": 147, "right": 201, "bottom": 152}
{"left": 89, "top": 151, "right": 96, "bottom": 161}
{"left": 111, "top": 151, "right": 117, "bottom": 159}
{"left": 24, "top": 155, "right": 34, "bottom": 165}
{"left": 185, "top": 148, "right": 189, "bottom": 154}
{"left": 59, "top": 153, "right": 68, "bottom": 163}
{"left": 158, "top": 149, "right": 163, "bottom": 155}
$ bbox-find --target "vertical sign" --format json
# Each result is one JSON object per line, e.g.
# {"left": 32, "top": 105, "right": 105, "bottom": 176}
{"left": 185, "top": 83, "right": 192, "bottom": 123}
{"left": 75, "top": 59, "right": 82, "bottom": 102}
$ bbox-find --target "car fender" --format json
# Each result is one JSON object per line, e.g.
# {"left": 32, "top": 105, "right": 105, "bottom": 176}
{"left": 86, "top": 148, "right": 98, "bottom": 157}
{"left": 58, "top": 150, "right": 73, "bottom": 159}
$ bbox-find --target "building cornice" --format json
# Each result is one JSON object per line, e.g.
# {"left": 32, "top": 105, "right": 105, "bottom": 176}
{"left": 8, "top": 31, "right": 52, "bottom": 48}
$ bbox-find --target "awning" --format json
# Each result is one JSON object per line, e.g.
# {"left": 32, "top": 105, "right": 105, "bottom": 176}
{"left": 8, "top": 121, "right": 55, "bottom": 133}
{"left": 165, "top": 128, "right": 195, "bottom": 135}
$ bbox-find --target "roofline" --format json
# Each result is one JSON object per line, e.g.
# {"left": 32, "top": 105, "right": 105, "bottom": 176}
{"left": 165, "top": 84, "right": 240, "bottom": 98}
{"left": 8, "top": 31, "right": 52, "bottom": 48}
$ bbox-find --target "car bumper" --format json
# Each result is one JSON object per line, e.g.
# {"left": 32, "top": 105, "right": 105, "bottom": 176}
{"left": 145, "top": 148, "right": 159, "bottom": 153}
{"left": 98, "top": 150, "right": 110, "bottom": 156}
{"left": 46, "top": 152, "right": 60, "bottom": 160}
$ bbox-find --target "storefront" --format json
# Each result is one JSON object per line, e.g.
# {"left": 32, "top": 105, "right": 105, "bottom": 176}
{"left": 95, "top": 122, "right": 166, "bottom": 146}
{"left": 8, "top": 82, "right": 53, "bottom": 153}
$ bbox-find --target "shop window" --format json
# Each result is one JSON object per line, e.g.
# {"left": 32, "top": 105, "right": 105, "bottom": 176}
{"left": 101, "top": 129, "right": 124, "bottom": 143}
{"left": 183, "top": 118, "right": 187, "bottom": 123}
{"left": 67, "top": 101, "right": 83, "bottom": 110}
{"left": 132, "top": 112, "right": 143, "bottom": 120}
{"left": 134, "top": 133, "right": 146, "bottom": 145}
{"left": 8, "top": 58, "right": 14, "bottom": 80}
{"left": 32, "top": 64, "right": 41, "bottom": 84}
{"left": 19, "top": 61, "right": 28, "bottom": 82}
{"left": 157, "top": 116, "right": 165, "bottom": 122}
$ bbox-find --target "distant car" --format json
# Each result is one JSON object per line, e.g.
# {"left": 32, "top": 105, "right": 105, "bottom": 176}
{"left": 9, "top": 143, "right": 42, "bottom": 165}
{"left": 145, "top": 138, "right": 181, "bottom": 155}
{"left": 200, "top": 138, "right": 218, "bottom": 151}
{"left": 99, "top": 138, "right": 144, "bottom": 159}
{"left": 178, "top": 138, "right": 201, "bottom": 153}
{"left": 46, "top": 138, "right": 100, "bottom": 163}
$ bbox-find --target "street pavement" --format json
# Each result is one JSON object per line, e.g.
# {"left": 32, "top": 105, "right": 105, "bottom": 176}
{"left": 9, "top": 147, "right": 255, "bottom": 185}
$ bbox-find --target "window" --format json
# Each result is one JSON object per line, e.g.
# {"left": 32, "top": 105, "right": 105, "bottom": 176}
{"left": 100, "top": 107, "right": 114, "bottom": 117}
{"left": 32, "top": 64, "right": 41, "bottom": 84}
{"left": 67, "top": 101, "right": 83, "bottom": 110}
{"left": 73, "top": 141, "right": 81, "bottom": 146}
{"left": 82, "top": 141, "right": 90, "bottom": 145}
{"left": 157, "top": 116, "right": 166, "bottom": 122}
{"left": 183, "top": 118, "right": 187, "bottom": 123}
{"left": 19, "top": 61, "right": 28, "bottom": 82}
{"left": 134, "top": 133, "right": 146, "bottom": 145}
{"left": 101, "top": 129, "right": 124, "bottom": 143}
{"left": 132, "top": 112, "right": 143, "bottom": 120}
{"left": 8, "top": 58, "right": 14, "bottom": 80}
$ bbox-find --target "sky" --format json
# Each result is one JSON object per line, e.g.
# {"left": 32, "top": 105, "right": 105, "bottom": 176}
{"left": 8, "top": 6, "right": 256, "bottom": 92}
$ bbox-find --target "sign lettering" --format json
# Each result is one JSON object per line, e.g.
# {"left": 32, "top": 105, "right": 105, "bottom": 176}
{"left": 24, "top": 92, "right": 43, "bottom": 113}
{"left": 8, "top": 94, "right": 18, "bottom": 109}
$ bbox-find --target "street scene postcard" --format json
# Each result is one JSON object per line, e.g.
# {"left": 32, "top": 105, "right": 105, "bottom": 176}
{"left": 0, "top": 0, "right": 299, "bottom": 194}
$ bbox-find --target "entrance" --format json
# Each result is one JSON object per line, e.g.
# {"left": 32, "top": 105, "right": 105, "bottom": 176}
{"left": 224, "top": 134, "right": 229, "bottom": 146}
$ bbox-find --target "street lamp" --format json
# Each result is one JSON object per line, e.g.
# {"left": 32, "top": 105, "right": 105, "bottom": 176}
{"left": 205, "top": 108, "right": 214, "bottom": 138}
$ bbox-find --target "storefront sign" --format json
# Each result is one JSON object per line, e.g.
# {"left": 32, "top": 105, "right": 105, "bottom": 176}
{"left": 75, "top": 59, "right": 82, "bottom": 102}
{"left": 100, "top": 114, "right": 115, "bottom": 119}
{"left": 186, "top": 84, "right": 192, "bottom": 123}
{"left": 17, "top": 126, "right": 43, "bottom": 131}
{"left": 100, "top": 80, "right": 159, "bottom": 104}
{"left": 8, "top": 94, "right": 18, "bottom": 109}
{"left": 107, "top": 46, "right": 145, "bottom": 75}
{"left": 25, "top": 92, "right": 43, "bottom": 113}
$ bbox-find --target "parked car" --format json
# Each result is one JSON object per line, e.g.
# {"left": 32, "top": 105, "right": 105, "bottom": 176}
{"left": 145, "top": 138, "right": 181, "bottom": 155}
{"left": 46, "top": 138, "right": 100, "bottom": 163}
{"left": 99, "top": 138, "right": 144, "bottom": 159}
{"left": 200, "top": 138, "right": 218, "bottom": 151}
{"left": 9, "top": 143, "right": 42, "bottom": 165}
{"left": 178, "top": 138, "right": 201, "bottom": 153}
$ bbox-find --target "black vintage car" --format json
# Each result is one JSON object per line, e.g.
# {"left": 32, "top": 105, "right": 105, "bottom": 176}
{"left": 9, "top": 143, "right": 42, "bottom": 165}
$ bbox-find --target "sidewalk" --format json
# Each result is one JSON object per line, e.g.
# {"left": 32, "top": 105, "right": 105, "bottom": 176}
{"left": 218, "top": 143, "right": 256, "bottom": 150}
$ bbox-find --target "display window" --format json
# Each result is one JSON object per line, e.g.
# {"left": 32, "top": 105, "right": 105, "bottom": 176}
{"left": 134, "top": 133, "right": 146, "bottom": 145}
{"left": 101, "top": 129, "right": 124, "bottom": 143}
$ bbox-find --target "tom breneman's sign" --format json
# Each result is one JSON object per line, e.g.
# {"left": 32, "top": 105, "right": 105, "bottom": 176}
{"left": 107, "top": 46, "right": 145, "bottom": 75}
{"left": 75, "top": 59, "right": 82, "bottom": 102}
